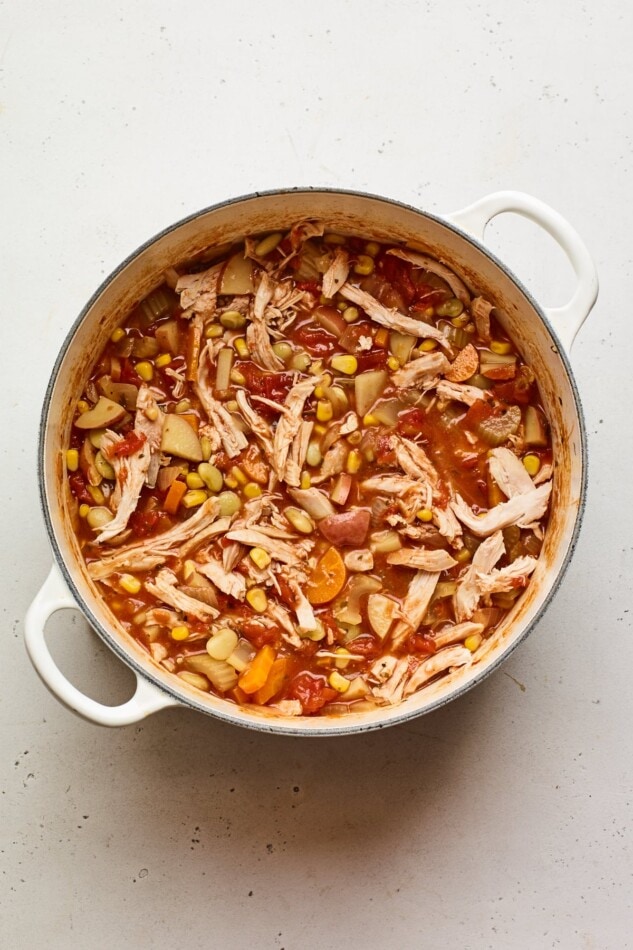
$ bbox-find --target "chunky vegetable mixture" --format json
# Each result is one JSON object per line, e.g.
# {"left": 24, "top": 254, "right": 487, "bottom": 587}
{"left": 66, "top": 222, "right": 553, "bottom": 716}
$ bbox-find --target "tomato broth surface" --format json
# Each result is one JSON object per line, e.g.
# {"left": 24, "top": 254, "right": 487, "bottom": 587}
{"left": 66, "top": 222, "right": 553, "bottom": 717}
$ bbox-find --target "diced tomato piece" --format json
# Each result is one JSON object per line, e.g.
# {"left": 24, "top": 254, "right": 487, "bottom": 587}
{"left": 408, "top": 633, "right": 437, "bottom": 655}
{"left": 355, "top": 349, "right": 389, "bottom": 371}
{"left": 294, "top": 324, "right": 338, "bottom": 356}
{"left": 236, "top": 362, "right": 295, "bottom": 404}
{"left": 119, "top": 358, "right": 142, "bottom": 385}
{"left": 129, "top": 509, "right": 160, "bottom": 538}
{"left": 295, "top": 280, "right": 321, "bottom": 294}
{"left": 288, "top": 671, "right": 331, "bottom": 714}
{"left": 347, "top": 635, "right": 382, "bottom": 658}
{"left": 107, "top": 430, "right": 146, "bottom": 458}
{"left": 397, "top": 408, "right": 430, "bottom": 437}
{"left": 69, "top": 473, "right": 92, "bottom": 504}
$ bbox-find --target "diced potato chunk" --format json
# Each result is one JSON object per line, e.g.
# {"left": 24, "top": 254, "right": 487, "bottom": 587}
{"left": 74, "top": 396, "right": 126, "bottom": 429}
{"left": 160, "top": 413, "right": 203, "bottom": 462}
{"left": 220, "top": 250, "right": 254, "bottom": 295}
{"left": 367, "top": 593, "right": 400, "bottom": 639}
{"left": 355, "top": 370, "right": 388, "bottom": 417}
{"left": 155, "top": 319, "right": 181, "bottom": 354}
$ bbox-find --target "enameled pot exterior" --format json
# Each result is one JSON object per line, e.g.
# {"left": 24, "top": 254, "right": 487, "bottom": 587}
{"left": 26, "top": 189, "right": 598, "bottom": 735}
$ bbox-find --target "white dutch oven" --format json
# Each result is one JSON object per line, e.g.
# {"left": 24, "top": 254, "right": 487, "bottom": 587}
{"left": 25, "top": 189, "right": 598, "bottom": 735}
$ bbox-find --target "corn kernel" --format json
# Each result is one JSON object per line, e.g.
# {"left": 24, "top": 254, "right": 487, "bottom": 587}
{"left": 331, "top": 354, "right": 358, "bottom": 375}
{"left": 171, "top": 625, "right": 190, "bottom": 642}
{"left": 87, "top": 484, "right": 105, "bottom": 505}
{"left": 234, "top": 337, "right": 249, "bottom": 358}
{"left": 324, "top": 233, "right": 346, "bottom": 245}
{"left": 419, "top": 339, "right": 438, "bottom": 352}
{"left": 224, "top": 474, "right": 239, "bottom": 489}
{"left": 205, "top": 324, "right": 223, "bottom": 339}
{"left": 523, "top": 454, "right": 541, "bottom": 476}
{"left": 343, "top": 306, "right": 360, "bottom": 323}
{"left": 155, "top": 352, "right": 171, "bottom": 368}
{"left": 346, "top": 449, "right": 362, "bottom": 474}
{"left": 334, "top": 647, "right": 352, "bottom": 670}
{"left": 230, "top": 466, "right": 248, "bottom": 486}
{"left": 79, "top": 503, "right": 90, "bottom": 518}
{"left": 363, "top": 413, "right": 379, "bottom": 427}
{"left": 110, "top": 327, "right": 125, "bottom": 343}
{"left": 135, "top": 361, "right": 154, "bottom": 382}
{"left": 77, "top": 400, "right": 90, "bottom": 414}
{"left": 174, "top": 399, "right": 191, "bottom": 413}
{"left": 328, "top": 671, "right": 350, "bottom": 693}
{"left": 226, "top": 400, "right": 239, "bottom": 413}
{"left": 182, "top": 489, "right": 208, "bottom": 508}
{"left": 374, "top": 328, "right": 389, "bottom": 348}
{"left": 354, "top": 254, "right": 375, "bottom": 276}
{"left": 249, "top": 547, "right": 271, "bottom": 570}
{"left": 490, "top": 340, "right": 512, "bottom": 355}
{"left": 230, "top": 369, "right": 246, "bottom": 386}
{"left": 313, "top": 423, "right": 327, "bottom": 436}
{"left": 347, "top": 430, "right": 362, "bottom": 446}
{"left": 300, "top": 471, "right": 311, "bottom": 489}
{"left": 144, "top": 405, "right": 159, "bottom": 421}
{"left": 317, "top": 399, "right": 333, "bottom": 423}
{"left": 255, "top": 232, "right": 282, "bottom": 256}
{"left": 246, "top": 587, "right": 268, "bottom": 613}
{"left": 314, "top": 385, "right": 325, "bottom": 399}
{"left": 186, "top": 472, "right": 205, "bottom": 490}
{"left": 455, "top": 548, "right": 472, "bottom": 563}
{"left": 272, "top": 341, "right": 292, "bottom": 363}
{"left": 119, "top": 573, "right": 141, "bottom": 595}
{"left": 66, "top": 449, "right": 79, "bottom": 472}
{"left": 200, "top": 436, "right": 213, "bottom": 461}
{"left": 416, "top": 508, "right": 433, "bottom": 522}
{"left": 464, "top": 634, "right": 483, "bottom": 652}
{"left": 337, "top": 301, "right": 347, "bottom": 312}
{"left": 387, "top": 356, "right": 400, "bottom": 371}
{"left": 243, "top": 482, "right": 262, "bottom": 499}
{"left": 364, "top": 241, "right": 380, "bottom": 257}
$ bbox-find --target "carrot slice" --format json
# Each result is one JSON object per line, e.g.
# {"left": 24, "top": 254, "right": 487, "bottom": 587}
{"left": 238, "top": 645, "right": 276, "bottom": 695}
{"left": 164, "top": 478, "right": 187, "bottom": 514}
{"left": 254, "top": 657, "right": 289, "bottom": 705}
{"left": 306, "top": 546, "right": 347, "bottom": 605}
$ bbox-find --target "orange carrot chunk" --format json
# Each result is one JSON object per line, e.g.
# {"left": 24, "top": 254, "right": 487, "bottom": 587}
{"left": 238, "top": 645, "right": 276, "bottom": 695}
{"left": 164, "top": 478, "right": 187, "bottom": 514}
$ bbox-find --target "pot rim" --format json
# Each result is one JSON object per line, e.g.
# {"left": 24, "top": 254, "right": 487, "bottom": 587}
{"left": 37, "top": 186, "right": 587, "bottom": 736}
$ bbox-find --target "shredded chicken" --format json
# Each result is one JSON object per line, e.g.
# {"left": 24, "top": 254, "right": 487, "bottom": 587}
{"left": 386, "top": 248, "right": 471, "bottom": 305}
{"left": 339, "top": 283, "right": 452, "bottom": 350}
{"left": 394, "top": 437, "right": 439, "bottom": 487}
{"left": 145, "top": 569, "right": 220, "bottom": 621}
{"left": 361, "top": 474, "right": 421, "bottom": 497}
{"left": 272, "top": 377, "right": 319, "bottom": 483}
{"left": 433, "top": 622, "right": 485, "bottom": 650}
{"left": 403, "top": 645, "right": 472, "bottom": 696}
{"left": 287, "top": 578, "right": 317, "bottom": 632}
{"left": 225, "top": 528, "right": 309, "bottom": 565}
{"left": 234, "top": 389, "right": 274, "bottom": 458}
{"left": 196, "top": 558, "right": 246, "bottom": 600}
{"left": 196, "top": 343, "right": 248, "bottom": 458}
{"left": 176, "top": 262, "right": 223, "bottom": 318}
{"left": 387, "top": 548, "right": 458, "bottom": 571}
{"left": 432, "top": 505, "right": 464, "bottom": 548}
{"left": 285, "top": 420, "right": 314, "bottom": 488}
{"left": 247, "top": 273, "right": 285, "bottom": 371}
{"left": 476, "top": 556, "right": 537, "bottom": 597}
{"left": 488, "top": 447, "right": 535, "bottom": 498}
{"left": 322, "top": 248, "right": 350, "bottom": 298}
{"left": 452, "top": 482, "right": 552, "bottom": 536}
{"left": 453, "top": 531, "right": 505, "bottom": 622}
{"left": 95, "top": 431, "right": 151, "bottom": 544}
{"left": 134, "top": 386, "right": 163, "bottom": 488}
{"left": 391, "top": 351, "right": 450, "bottom": 389}
{"left": 391, "top": 571, "right": 442, "bottom": 649}
{"left": 435, "top": 380, "right": 489, "bottom": 407}
{"left": 311, "top": 441, "right": 348, "bottom": 485}
{"left": 471, "top": 296, "right": 493, "bottom": 342}
{"left": 371, "top": 657, "right": 411, "bottom": 705}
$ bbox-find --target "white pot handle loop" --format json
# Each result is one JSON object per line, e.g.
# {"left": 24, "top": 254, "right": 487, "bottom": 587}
{"left": 445, "top": 190, "right": 598, "bottom": 354}
{"left": 25, "top": 564, "right": 179, "bottom": 726}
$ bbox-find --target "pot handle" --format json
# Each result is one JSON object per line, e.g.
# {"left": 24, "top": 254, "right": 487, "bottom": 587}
{"left": 445, "top": 190, "right": 598, "bottom": 353}
{"left": 25, "top": 564, "right": 180, "bottom": 726}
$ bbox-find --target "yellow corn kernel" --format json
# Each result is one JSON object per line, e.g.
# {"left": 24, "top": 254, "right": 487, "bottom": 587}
{"left": 455, "top": 548, "right": 472, "bottom": 563}
{"left": 119, "top": 573, "right": 141, "bottom": 595}
{"left": 224, "top": 474, "right": 239, "bottom": 489}
{"left": 324, "top": 233, "right": 346, "bottom": 245}
{"left": 110, "top": 327, "right": 125, "bottom": 343}
{"left": 230, "top": 466, "right": 248, "bottom": 486}
{"left": 77, "top": 399, "right": 90, "bottom": 414}
{"left": 79, "top": 503, "right": 90, "bottom": 518}
{"left": 313, "top": 423, "right": 327, "bottom": 436}
{"left": 523, "top": 454, "right": 541, "bottom": 476}
{"left": 230, "top": 368, "right": 246, "bottom": 386}
{"left": 249, "top": 547, "right": 271, "bottom": 570}
{"left": 155, "top": 352, "right": 172, "bottom": 368}
{"left": 343, "top": 306, "right": 360, "bottom": 323}
{"left": 145, "top": 405, "right": 159, "bottom": 421}
{"left": 331, "top": 354, "right": 358, "bottom": 375}
{"left": 337, "top": 301, "right": 348, "bottom": 312}
{"left": 246, "top": 587, "right": 268, "bottom": 613}
{"left": 234, "top": 337, "right": 249, "bottom": 359}
{"left": 87, "top": 484, "right": 105, "bottom": 505}
{"left": 364, "top": 241, "right": 380, "bottom": 257}
{"left": 255, "top": 231, "right": 282, "bottom": 256}
{"left": 387, "top": 356, "right": 400, "bottom": 372}
{"left": 416, "top": 508, "right": 433, "bottom": 522}
{"left": 363, "top": 413, "right": 379, "bottom": 427}
{"left": 347, "top": 430, "right": 362, "bottom": 446}
{"left": 171, "top": 625, "right": 190, "bottom": 642}
{"left": 66, "top": 449, "right": 79, "bottom": 472}
{"left": 464, "top": 634, "right": 483, "bottom": 652}
{"left": 354, "top": 254, "right": 375, "bottom": 276}
{"left": 226, "top": 400, "right": 239, "bottom": 413}
{"left": 419, "top": 339, "right": 438, "bottom": 352}
{"left": 186, "top": 472, "right": 205, "bottom": 490}
{"left": 200, "top": 436, "right": 213, "bottom": 461}
{"left": 346, "top": 450, "right": 362, "bottom": 474}
{"left": 300, "top": 471, "right": 311, "bottom": 489}
{"left": 328, "top": 671, "right": 350, "bottom": 693}
{"left": 334, "top": 648, "right": 352, "bottom": 670}
{"left": 182, "top": 489, "right": 208, "bottom": 508}
{"left": 374, "top": 328, "right": 389, "bottom": 348}
{"left": 205, "top": 324, "right": 223, "bottom": 339}
{"left": 490, "top": 340, "right": 512, "bottom": 355}
{"left": 317, "top": 400, "right": 333, "bottom": 423}
{"left": 243, "top": 482, "right": 262, "bottom": 499}
{"left": 314, "top": 385, "right": 325, "bottom": 399}
{"left": 135, "top": 361, "right": 154, "bottom": 382}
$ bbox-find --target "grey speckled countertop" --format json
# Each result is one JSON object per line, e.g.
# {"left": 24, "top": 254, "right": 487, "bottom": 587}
{"left": 1, "top": 2, "right": 631, "bottom": 947}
